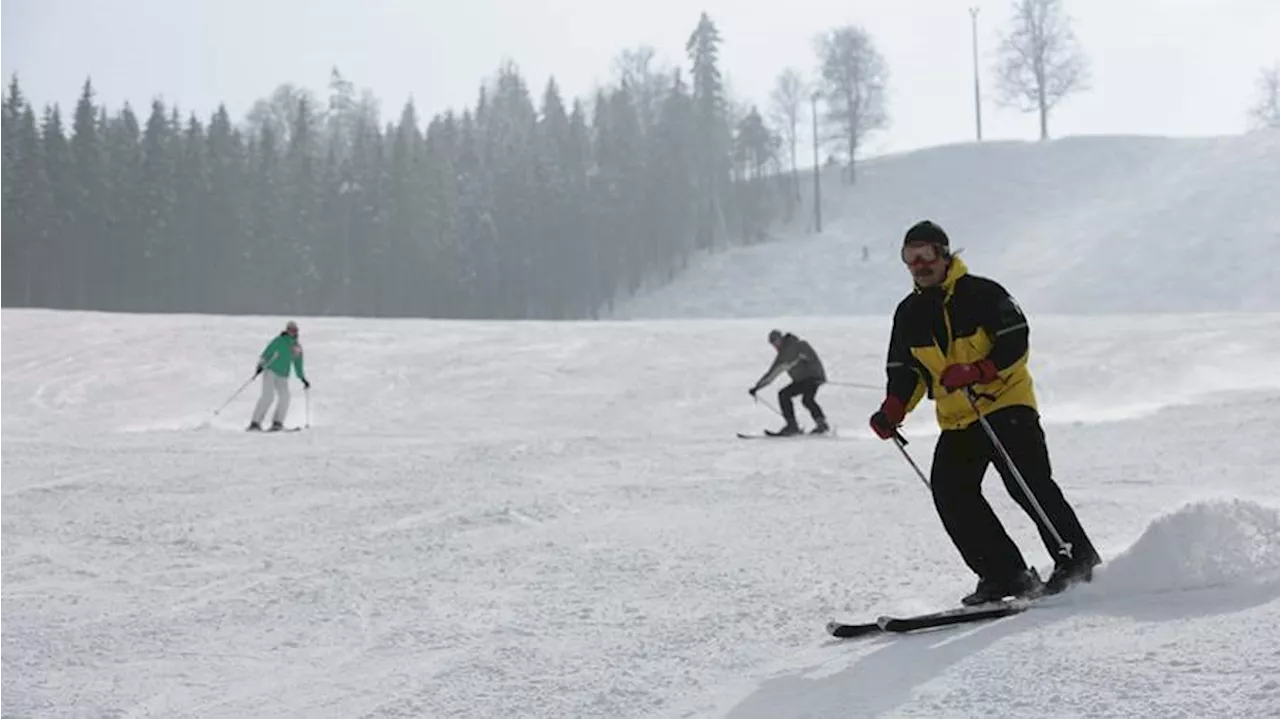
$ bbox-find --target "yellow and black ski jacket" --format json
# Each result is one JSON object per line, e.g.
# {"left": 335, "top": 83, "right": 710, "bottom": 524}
{"left": 885, "top": 257, "right": 1037, "bottom": 431}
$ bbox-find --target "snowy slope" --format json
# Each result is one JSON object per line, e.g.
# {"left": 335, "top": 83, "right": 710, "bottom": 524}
{"left": 4, "top": 308, "right": 1280, "bottom": 718}
{"left": 612, "top": 132, "right": 1280, "bottom": 320}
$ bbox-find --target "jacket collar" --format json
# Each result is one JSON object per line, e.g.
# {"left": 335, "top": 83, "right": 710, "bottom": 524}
{"left": 914, "top": 256, "right": 969, "bottom": 299}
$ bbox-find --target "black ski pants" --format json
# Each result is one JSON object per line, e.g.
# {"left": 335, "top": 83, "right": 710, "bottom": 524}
{"left": 930, "top": 405, "right": 1098, "bottom": 583}
{"left": 779, "top": 378, "right": 825, "bottom": 427}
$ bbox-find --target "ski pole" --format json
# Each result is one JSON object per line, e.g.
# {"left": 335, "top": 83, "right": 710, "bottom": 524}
{"left": 753, "top": 394, "right": 783, "bottom": 417}
{"left": 215, "top": 350, "right": 276, "bottom": 416}
{"left": 304, "top": 387, "right": 311, "bottom": 428}
{"left": 825, "top": 380, "right": 882, "bottom": 390}
{"left": 964, "top": 387, "right": 1073, "bottom": 560}
{"left": 213, "top": 369, "right": 261, "bottom": 416}
{"left": 892, "top": 431, "right": 931, "bottom": 489}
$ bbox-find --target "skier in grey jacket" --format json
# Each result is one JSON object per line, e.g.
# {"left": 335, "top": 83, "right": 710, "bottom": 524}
{"left": 749, "top": 329, "right": 829, "bottom": 435}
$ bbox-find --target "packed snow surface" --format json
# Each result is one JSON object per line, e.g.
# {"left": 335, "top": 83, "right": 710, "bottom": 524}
{"left": 5, "top": 308, "right": 1280, "bottom": 718}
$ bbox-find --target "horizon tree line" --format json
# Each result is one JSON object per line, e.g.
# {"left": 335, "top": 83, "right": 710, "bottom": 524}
{"left": 2, "top": 13, "right": 794, "bottom": 320}
{"left": 4, "top": 3, "right": 1274, "bottom": 319}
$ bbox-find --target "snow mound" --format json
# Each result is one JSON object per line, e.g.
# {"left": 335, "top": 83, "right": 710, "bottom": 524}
{"left": 1095, "top": 498, "right": 1280, "bottom": 595}
{"left": 713, "top": 499, "right": 1280, "bottom": 719}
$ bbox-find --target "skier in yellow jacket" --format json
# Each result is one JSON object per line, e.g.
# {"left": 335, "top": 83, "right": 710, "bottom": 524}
{"left": 869, "top": 220, "right": 1100, "bottom": 605}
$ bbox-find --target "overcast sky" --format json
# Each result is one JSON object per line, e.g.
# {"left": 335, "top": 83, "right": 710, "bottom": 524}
{"left": 3, "top": 0, "right": 1277, "bottom": 154}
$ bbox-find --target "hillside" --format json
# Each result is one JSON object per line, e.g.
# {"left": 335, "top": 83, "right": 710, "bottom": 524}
{"left": 612, "top": 132, "right": 1280, "bottom": 319}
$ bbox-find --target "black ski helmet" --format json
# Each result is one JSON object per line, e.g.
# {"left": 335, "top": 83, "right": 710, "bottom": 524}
{"left": 768, "top": 329, "right": 784, "bottom": 344}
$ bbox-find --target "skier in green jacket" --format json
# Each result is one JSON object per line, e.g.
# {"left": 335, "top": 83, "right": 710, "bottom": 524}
{"left": 248, "top": 320, "right": 311, "bottom": 431}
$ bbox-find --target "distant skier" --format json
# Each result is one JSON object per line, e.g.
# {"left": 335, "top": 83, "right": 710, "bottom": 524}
{"left": 868, "top": 220, "right": 1101, "bottom": 604}
{"left": 749, "top": 329, "right": 829, "bottom": 436}
{"left": 248, "top": 320, "right": 310, "bottom": 431}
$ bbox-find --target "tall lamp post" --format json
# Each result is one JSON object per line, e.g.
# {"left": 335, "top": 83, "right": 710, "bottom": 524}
{"left": 810, "top": 90, "right": 822, "bottom": 234}
{"left": 338, "top": 176, "right": 356, "bottom": 315}
{"left": 970, "top": 7, "right": 983, "bottom": 142}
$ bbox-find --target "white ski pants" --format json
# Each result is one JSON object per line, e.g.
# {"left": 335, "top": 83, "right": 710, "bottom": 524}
{"left": 251, "top": 372, "right": 291, "bottom": 425}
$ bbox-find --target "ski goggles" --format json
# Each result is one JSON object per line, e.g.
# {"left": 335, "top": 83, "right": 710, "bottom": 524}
{"left": 901, "top": 243, "right": 944, "bottom": 265}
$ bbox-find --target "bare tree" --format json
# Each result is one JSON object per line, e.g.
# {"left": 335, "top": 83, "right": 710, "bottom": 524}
{"left": 815, "top": 25, "right": 888, "bottom": 184}
{"left": 769, "top": 68, "right": 807, "bottom": 201}
{"left": 994, "top": 0, "right": 1088, "bottom": 141}
{"left": 1249, "top": 63, "right": 1280, "bottom": 130}
{"left": 246, "top": 83, "right": 326, "bottom": 147}
{"left": 324, "top": 68, "right": 381, "bottom": 161}
{"left": 614, "top": 45, "right": 671, "bottom": 134}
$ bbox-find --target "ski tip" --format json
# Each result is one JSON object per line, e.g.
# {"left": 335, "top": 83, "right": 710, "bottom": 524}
{"left": 825, "top": 619, "right": 882, "bottom": 638}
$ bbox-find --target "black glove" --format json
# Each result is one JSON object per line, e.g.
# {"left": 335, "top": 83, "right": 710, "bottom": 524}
{"left": 748, "top": 386, "right": 759, "bottom": 397}
{"left": 302, "top": 378, "right": 311, "bottom": 390}
{"left": 254, "top": 365, "right": 263, "bottom": 376}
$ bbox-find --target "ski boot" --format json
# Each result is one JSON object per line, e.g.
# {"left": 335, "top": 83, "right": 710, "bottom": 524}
{"left": 246, "top": 421, "right": 263, "bottom": 432}
{"left": 810, "top": 418, "right": 830, "bottom": 435}
{"left": 1044, "top": 552, "right": 1102, "bottom": 596}
{"left": 268, "top": 421, "right": 285, "bottom": 432}
{"left": 765, "top": 423, "right": 802, "bottom": 437}
{"left": 961, "top": 567, "right": 1043, "bottom": 606}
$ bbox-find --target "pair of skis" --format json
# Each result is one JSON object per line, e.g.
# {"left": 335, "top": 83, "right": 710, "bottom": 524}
{"left": 827, "top": 598, "right": 1032, "bottom": 639}
{"left": 736, "top": 431, "right": 842, "bottom": 440}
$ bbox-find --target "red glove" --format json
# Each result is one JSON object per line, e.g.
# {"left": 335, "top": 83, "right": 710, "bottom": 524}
{"left": 939, "top": 359, "right": 998, "bottom": 390}
{"left": 869, "top": 396, "right": 906, "bottom": 440}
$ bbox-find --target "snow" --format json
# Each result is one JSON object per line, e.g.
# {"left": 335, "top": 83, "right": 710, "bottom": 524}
{"left": 5, "top": 306, "right": 1280, "bottom": 718}
{"left": 611, "top": 133, "right": 1280, "bottom": 320}
{"left": 6, "top": 132, "right": 1280, "bottom": 717}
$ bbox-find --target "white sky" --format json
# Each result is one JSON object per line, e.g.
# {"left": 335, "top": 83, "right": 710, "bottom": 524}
{"left": 3, "top": 0, "right": 1278, "bottom": 154}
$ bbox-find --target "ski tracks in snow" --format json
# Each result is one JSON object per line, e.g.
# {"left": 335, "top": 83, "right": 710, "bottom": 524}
{"left": 5, "top": 310, "right": 1280, "bottom": 718}
{"left": 715, "top": 498, "right": 1280, "bottom": 719}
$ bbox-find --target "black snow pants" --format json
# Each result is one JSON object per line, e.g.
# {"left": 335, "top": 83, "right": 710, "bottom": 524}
{"left": 779, "top": 378, "right": 825, "bottom": 428}
{"left": 930, "top": 405, "right": 1099, "bottom": 583}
